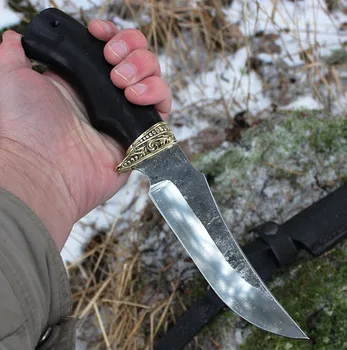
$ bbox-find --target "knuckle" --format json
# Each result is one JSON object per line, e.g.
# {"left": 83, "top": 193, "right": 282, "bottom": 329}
{"left": 137, "top": 49, "right": 159, "bottom": 68}
{"left": 156, "top": 76, "right": 167, "bottom": 89}
{"left": 106, "top": 20, "right": 115, "bottom": 26}
{"left": 121, "top": 28, "right": 147, "bottom": 47}
{"left": 154, "top": 77, "right": 170, "bottom": 97}
{"left": 130, "top": 48, "right": 147, "bottom": 61}
{"left": 160, "top": 77, "right": 168, "bottom": 88}
{"left": 132, "top": 29, "right": 148, "bottom": 45}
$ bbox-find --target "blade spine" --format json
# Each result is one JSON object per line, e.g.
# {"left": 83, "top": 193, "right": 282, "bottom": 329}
{"left": 136, "top": 146, "right": 308, "bottom": 339}
{"left": 148, "top": 179, "right": 308, "bottom": 339}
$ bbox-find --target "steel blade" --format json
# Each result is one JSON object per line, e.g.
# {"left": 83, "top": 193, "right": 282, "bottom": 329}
{"left": 136, "top": 145, "right": 307, "bottom": 339}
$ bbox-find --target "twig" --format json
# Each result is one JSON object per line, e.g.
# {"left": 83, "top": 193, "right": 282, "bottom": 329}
{"left": 80, "top": 271, "right": 117, "bottom": 319}
{"left": 265, "top": 162, "right": 305, "bottom": 176}
{"left": 93, "top": 303, "right": 111, "bottom": 349}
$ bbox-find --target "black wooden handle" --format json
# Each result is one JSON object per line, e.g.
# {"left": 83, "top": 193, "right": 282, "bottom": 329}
{"left": 22, "top": 8, "right": 162, "bottom": 150}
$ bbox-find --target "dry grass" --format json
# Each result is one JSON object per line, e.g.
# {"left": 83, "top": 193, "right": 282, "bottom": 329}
{"left": 5, "top": 0, "right": 347, "bottom": 349}
{"left": 246, "top": 0, "right": 347, "bottom": 113}
{"left": 63, "top": 3, "right": 347, "bottom": 348}
{"left": 99, "top": 0, "right": 245, "bottom": 97}
{"left": 8, "top": 0, "right": 347, "bottom": 115}
{"left": 67, "top": 213, "right": 187, "bottom": 350}
{"left": 130, "top": 0, "right": 242, "bottom": 58}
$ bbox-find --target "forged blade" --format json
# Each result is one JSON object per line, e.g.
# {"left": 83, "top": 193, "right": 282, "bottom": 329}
{"left": 136, "top": 145, "right": 307, "bottom": 339}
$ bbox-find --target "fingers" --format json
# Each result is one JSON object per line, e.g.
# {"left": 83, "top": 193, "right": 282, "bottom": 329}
{"left": 103, "top": 29, "right": 147, "bottom": 64}
{"left": 125, "top": 76, "right": 172, "bottom": 119}
{"left": 89, "top": 21, "right": 172, "bottom": 118}
{"left": 111, "top": 49, "right": 161, "bottom": 89}
{"left": 0, "top": 31, "right": 31, "bottom": 72}
{"left": 88, "top": 19, "right": 119, "bottom": 41}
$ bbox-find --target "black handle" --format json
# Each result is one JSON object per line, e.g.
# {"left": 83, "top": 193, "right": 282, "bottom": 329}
{"left": 22, "top": 8, "right": 162, "bottom": 150}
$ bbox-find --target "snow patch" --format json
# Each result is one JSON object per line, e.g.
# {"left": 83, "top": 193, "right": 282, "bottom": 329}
{"left": 35, "top": 0, "right": 105, "bottom": 12}
{"left": 111, "top": 16, "right": 137, "bottom": 30}
{"left": 282, "top": 95, "right": 324, "bottom": 110}
{"left": 227, "top": 0, "right": 347, "bottom": 66}
{"left": 174, "top": 47, "right": 271, "bottom": 117}
{"left": 0, "top": 0, "right": 21, "bottom": 29}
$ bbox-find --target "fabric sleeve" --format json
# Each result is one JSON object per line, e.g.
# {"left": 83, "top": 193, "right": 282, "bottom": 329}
{"left": 0, "top": 187, "right": 77, "bottom": 350}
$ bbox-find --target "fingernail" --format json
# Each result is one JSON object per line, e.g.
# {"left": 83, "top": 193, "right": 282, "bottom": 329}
{"left": 2, "top": 30, "right": 20, "bottom": 42}
{"left": 96, "top": 20, "right": 112, "bottom": 34}
{"left": 130, "top": 84, "right": 147, "bottom": 96}
{"left": 109, "top": 41, "right": 128, "bottom": 59}
{"left": 114, "top": 63, "right": 136, "bottom": 81}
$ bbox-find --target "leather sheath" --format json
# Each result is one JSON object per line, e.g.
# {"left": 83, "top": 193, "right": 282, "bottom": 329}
{"left": 154, "top": 183, "right": 347, "bottom": 350}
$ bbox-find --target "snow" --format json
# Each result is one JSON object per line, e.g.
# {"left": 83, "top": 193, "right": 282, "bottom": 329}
{"left": 0, "top": 0, "right": 21, "bottom": 29}
{"left": 0, "top": 0, "right": 344, "bottom": 270}
{"left": 34, "top": 0, "right": 105, "bottom": 12}
{"left": 76, "top": 339, "right": 87, "bottom": 350}
{"left": 0, "top": 0, "right": 344, "bottom": 347}
{"left": 227, "top": 0, "right": 347, "bottom": 66}
{"left": 282, "top": 95, "right": 324, "bottom": 110}
{"left": 58, "top": 0, "right": 347, "bottom": 264}
{"left": 171, "top": 47, "right": 272, "bottom": 134}
{"left": 112, "top": 16, "right": 137, "bottom": 30}
{"left": 173, "top": 48, "right": 269, "bottom": 111}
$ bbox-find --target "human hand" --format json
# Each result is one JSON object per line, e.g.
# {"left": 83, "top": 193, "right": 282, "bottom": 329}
{"left": 0, "top": 20, "right": 171, "bottom": 249}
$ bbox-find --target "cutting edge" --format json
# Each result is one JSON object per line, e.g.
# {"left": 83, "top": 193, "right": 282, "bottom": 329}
{"left": 135, "top": 144, "right": 308, "bottom": 339}
{"left": 148, "top": 179, "right": 308, "bottom": 339}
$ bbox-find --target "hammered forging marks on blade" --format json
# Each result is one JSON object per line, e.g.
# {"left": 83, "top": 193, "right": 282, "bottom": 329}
{"left": 136, "top": 144, "right": 308, "bottom": 339}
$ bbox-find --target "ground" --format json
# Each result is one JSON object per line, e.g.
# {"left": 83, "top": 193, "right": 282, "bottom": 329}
{"left": 241, "top": 244, "right": 347, "bottom": 350}
{"left": 1, "top": 1, "right": 347, "bottom": 349}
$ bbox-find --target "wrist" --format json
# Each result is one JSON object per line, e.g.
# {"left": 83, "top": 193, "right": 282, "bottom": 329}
{"left": 0, "top": 141, "right": 77, "bottom": 250}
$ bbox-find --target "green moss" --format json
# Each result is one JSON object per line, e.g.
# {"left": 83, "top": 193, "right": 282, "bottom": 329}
{"left": 195, "top": 111, "right": 347, "bottom": 201}
{"left": 308, "top": 118, "right": 347, "bottom": 153}
{"left": 322, "top": 48, "right": 347, "bottom": 66}
{"left": 184, "top": 275, "right": 209, "bottom": 305}
{"left": 241, "top": 245, "right": 347, "bottom": 350}
{"left": 200, "top": 309, "right": 236, "bottom": 337}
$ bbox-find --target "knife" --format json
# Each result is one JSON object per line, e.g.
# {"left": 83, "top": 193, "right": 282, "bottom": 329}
{"left": 21, "top": 8, "right": 307, "bottom": 339}
{"left": 155, "top": 182, "right": 347, "bottom": 349}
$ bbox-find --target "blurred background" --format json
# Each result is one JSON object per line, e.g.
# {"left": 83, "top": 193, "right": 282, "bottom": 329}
{"left": 1, "top": 0, "right": 347, "bottom": 349}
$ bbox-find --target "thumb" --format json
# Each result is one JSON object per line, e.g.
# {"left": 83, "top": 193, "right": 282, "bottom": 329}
{"left": 0, "top": 30, "right": 31, "bottom": 71}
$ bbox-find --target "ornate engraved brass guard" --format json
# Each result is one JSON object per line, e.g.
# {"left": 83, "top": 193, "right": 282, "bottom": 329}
{"left": 116, "top": 122, "right": 177, "bottom": 173}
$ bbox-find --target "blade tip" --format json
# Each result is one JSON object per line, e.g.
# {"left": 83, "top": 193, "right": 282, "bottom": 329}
{"left": 294, "top": 326, "right": 309, "bottom": 340}
{"left": 295, "top": 335, "right": 310, "bottom": 340}
{"left": 285, "top": 328, "right": 309, "bottom": 340}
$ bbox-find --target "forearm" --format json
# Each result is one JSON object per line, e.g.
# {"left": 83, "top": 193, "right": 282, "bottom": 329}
{"left": 0, "top": 140, "right": 76, "bottom": 250}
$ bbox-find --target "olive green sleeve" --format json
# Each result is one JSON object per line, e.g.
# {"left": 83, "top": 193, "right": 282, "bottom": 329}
{"left": 0, "top": 188, "right": 77, "bottom": 349}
